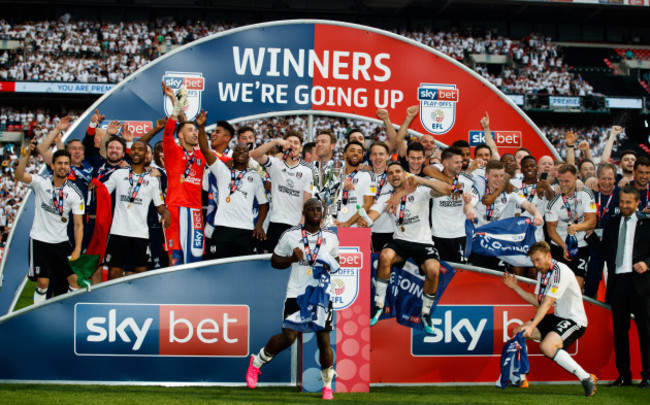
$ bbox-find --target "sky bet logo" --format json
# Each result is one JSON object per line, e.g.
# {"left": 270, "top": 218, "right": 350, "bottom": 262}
{"left": 469, "top": 130, "right": 522, "bottom": 148}
{"left": 410, "top": 305, "right": 578, "bottom": 356}
{"left": 418, "top": 87, "right": 458, "bottom": 102}
{"left": 74, "top": 303, "right": 249, "bottom": 357}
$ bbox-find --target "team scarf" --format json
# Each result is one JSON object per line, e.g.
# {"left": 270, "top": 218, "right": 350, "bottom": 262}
{"left": 496, "top": 331, "right": 529, "bottom": 389}
{"left": 464, "top": 217, "right": 537, "bottom": 267}
{"left": 370, "top": 255, "right": 456, "bottom": 331}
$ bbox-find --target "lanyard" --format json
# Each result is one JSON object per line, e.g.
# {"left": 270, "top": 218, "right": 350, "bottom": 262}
{"left": 537, "top": 261, "right": 558, "bottom": 303}
{"left": 283, "top": 148, "right": 296, "bottom": 161}
{"left": 181, "top": 149, "right": 196, "bottom": 180}
{"left": 128, "top": 170, "right": 146, "bottom": 203}
{"left": 229, "top": 169, "right": 246, "bottom": 195}
{"left": 52, "top": 182, "right": 65, "bottom": 217}
{"left": 522, "top": 182, "right": 537, "bottom": 202}
{"left": 597, "top": 190, "right": 613, "bottom": 224}
{"left": 342, "top": 169, "right": 360, "bottom": 205}
{"left": 301, "top": 226, "right": 322, "bottom": 266}
{"left": 394, "top": 192, "right": 407, "bottom": 225}
{"left": 96, "top": 163, "right": 118, "bottom": 180}
{"left": 485, "top": 185, "right": 495, "bottom": 220}
{"left": 561, "top": 191, "right": 578, "bottom": 223}
{"left": 374, "top": 171, "right": 387, "bottom": 201}
{"left": 630, "top": 180, "right": 650, "bottom": 208}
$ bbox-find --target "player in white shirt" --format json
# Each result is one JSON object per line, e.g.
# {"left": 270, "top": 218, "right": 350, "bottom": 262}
{"left": 15, "top": 144, "right": 84, "bottom": 304}
{"left": 465, "top": 160, "right": 543, "bottom": 271}
{"left": 246, "top": 199, "right": 339, "bottom": 400}
{"left": 546, "top": 164, "right": 597, "bottom": 288}
{"left": 360, "top": 162, "right": 452, "bottom": 334}
{"left": 251, "top": 130, "right": 313, "bottom": 252}
{"left": 367, "top": 141, "right": 394, "bottom": 251}
{"left": 332, "top": 141, "right": 374, "bottom": 228}
{"left": 198, "top": 123, "right": 269, "bottom": 258}
{"left": 502, "top": 241, "right": 597, "bottom": 397}
{"left": 429, "top": 147, "right": 477, "bottom": 262}
{"left": 103, "top": 141, "right": 171, "bottom": 279}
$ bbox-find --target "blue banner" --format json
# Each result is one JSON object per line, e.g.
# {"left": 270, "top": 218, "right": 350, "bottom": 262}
{"left": 464, "top": 218, "right": 536, "bottom": 267}
{"left": 370, "top": 253, "right": 456, "bottom": 331}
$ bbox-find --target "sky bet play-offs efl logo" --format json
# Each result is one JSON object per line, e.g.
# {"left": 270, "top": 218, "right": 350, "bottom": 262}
{"left": 74, "top": 303, "right": 249, "bottom": 357}
{"left": 163, "top": 71, "right": 205, "bottom": 121}
{"left": 411, "top": 305, "right": 578, "bottom": 356}
{"left": 331, "top": 247, "right": 362, "bottom": 310}
{"left": 418, "top": 83, "right": 458, "bottom": 135}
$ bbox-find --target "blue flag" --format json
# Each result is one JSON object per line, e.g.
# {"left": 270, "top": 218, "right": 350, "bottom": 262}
{"left": 371, "top": 255, "right": 456, "bottom": 331}
{"left": 464, "top": 217, "right": 536, "bottom": 267}
{"left": 497, "top": 331, "right": 529, "bottom": 389}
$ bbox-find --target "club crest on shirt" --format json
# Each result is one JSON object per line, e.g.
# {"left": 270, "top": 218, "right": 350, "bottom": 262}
{"left": 162, "top": 71, "right": 204, "bottom": 121}
{"left": 296, "top": 172, "right": 303, "bottom": 179}
{"left": 408, "top": 195, "right": 415, "bottom": 202}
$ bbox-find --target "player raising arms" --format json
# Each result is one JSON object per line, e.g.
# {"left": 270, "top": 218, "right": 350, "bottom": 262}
{"left": 161, "top": 82, "right": 206, "bottom": 265}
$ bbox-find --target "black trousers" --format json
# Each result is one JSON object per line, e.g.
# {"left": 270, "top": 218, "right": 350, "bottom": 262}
{"left": 610, "top": 273, "right": 650, "bottom": 380}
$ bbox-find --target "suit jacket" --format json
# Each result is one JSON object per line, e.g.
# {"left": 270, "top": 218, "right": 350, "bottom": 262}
{"left": 587, "top": 212, "right": 650, "bottom": 303}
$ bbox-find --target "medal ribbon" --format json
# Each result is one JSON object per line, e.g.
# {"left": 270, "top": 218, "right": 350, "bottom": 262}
{"left": 229, "top": 169, "right": 246, "bottom": 196}
{"left": 283, "top": 148, "right": 296, "bottom": 161}
{"left": 561, "top": 191, "right": 578, "bottom": 223}
{"left": 182, "top": 149, "right": 196, "bottom": 180}
{"left": 630, "top": 180, "right": 650, "bottom": 209}
{"left": 522, "top": 182, "right": 537, "bottom": 202}
{"left": 485, "top": 185, "right": 495, "bottom": 220}
{"left": 451, "top": 175, "right": 459, "bottom": 193}
{"left": 52, "top": 183, "right": 65, "bottom": 217}
{"left": 342, "top": 169, "right": 360, "bottom": 205}
{"left": 96, "top": 163, "right": 118, "bottom": 180}
{"left": 374, "top": 171, "right": 387, "bottom": 201}
{"left": 538, "top": 261, "right": 558, "bottom": 303}
{"left": 394, "top": 193, "right": 407, "bottom": 225}
{"left": 301, "top": 226, "right": 322, "bottom": 266}
{"left": 597, "top": 190, "right": 613, "bottom": 225}
{"left": 128, "top": 170, "right": 146, "bottom": 203}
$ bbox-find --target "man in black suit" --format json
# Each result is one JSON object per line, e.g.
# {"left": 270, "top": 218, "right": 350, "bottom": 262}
{"left": 587, "top": 185, "right": 650, "bottom": 388}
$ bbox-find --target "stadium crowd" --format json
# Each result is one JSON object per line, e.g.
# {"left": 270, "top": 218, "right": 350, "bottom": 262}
{"left": 0, "top": 17, "right": 592, "bottom": 95}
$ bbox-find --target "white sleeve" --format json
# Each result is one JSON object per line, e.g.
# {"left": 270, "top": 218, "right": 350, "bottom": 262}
{"left": 331, "top": 235, "right": 340, "bottom": 259}
{"left": 254, "top": 174, "right": 268, "bottom": 204}
{"left": 103, "top": 172, "right": 116, "bottom": 194}
{"left": 27, "top": 174, "right": 43, "bottom": 189}
{"left": 150, "top": 177, "right": 164, "bottom": 207}
{"left": 303, "top": 169, "right": 314, "bottom": 194}
{"left": 545, "top": 269, "right": 567, "bottom": 300}
{"left": 545, "top": 199, "right": 559, "bottom": 222}
{"left": 361, "top": 173, "right": 375, "bottom": 197}
{"left": 273, "top": 231, "right": 293, "bottom": 257}
{"left": 71, "top": 190, "right": 85, "bottom": 215}
{"left": 370, "top": 193, "right": 390, "bottom": 214}
{"left": 582, "top": 191, "right": 596, "bottom": 213}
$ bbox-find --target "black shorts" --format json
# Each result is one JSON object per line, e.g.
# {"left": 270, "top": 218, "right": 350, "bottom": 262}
{"left": 551, "top": 243, "right": 589, "bottom": 279}
{"left": 283, "top": 297, "right": 333, "bottom": 331}
{"left": 105, "top": 234, "right": 150, "bottom": 268}
{"left": 469, "top": 253, "right": 509, "bottom": 272}
{"left": 28, "top": 239, "right": 73, "bottom": 281}
{"left": 371, "top": 232, "right": 393, "bottom": 252}
{"left": 432, "top": 236, "right": 466, "bottom": 262}
{"left": 384, "top": 238, "right": 440, "bottom": 269}
{"left": 211, "top": 226, "right": 254, "bottom": 259}
{"left": 537, "top": 314, "right": 586, "bottom": 350}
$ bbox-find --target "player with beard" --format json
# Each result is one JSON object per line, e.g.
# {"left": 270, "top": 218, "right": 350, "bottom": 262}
{"left": 197, "top": 110, "right": 268, "bottom": 258}
{"left": 360, "top": 162, "right": 453, "bottom": 334}
{"left": 367, "top": 141, "right": 394, "bottom": 251}
{"left": 246, "top": 199, "right": 339, "bottom": 400}
{"left": 451, "top": 140, "right": 471, "bottom": 172}
{"left": 519, "top": 156, "right": 554, "bottom": 241}
{"left": 332, "top": 141, "right": 374, "bottom": 228}
{"left": 628, "top": 157, "right": 650, "bottom": 214}
{"left": 16, "top": 143, "right": 84, "bottom": 304}
{"left": 161, "top": 82, "right": 206, "bottom": 265}
{"left": 313, "top": 130, "right": 336, "bottom": 162}
{"left": 103, "top": 141, "right": 170, "bottom": 279}
{"left": 251, "top": 130, "right": 313, "bottom": 252}
{"left": 502, "top": 241, "right": 596, "bottom": 397}
{"left": 430, "top": 147, "right": 476, "bottom": 262}
{"left": 546, "top": 164, "right": 597, "bottom": 288}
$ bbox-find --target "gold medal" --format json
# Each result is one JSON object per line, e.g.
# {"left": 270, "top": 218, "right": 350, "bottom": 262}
{"left": 306, "top": 267, "right": 313, "bottom": 275}
{"left": 127, "top": 203, "right": 132, "bottom": 209}
{"left": 61, "top": 217, "right": 67, "bottom": 223}
{"left": 226, "top": 196, "right": 231, "bottom": 203}
{"left": 400, "top": 225, "right": 405, "bottom": 232}
{"left": 342, "top": 206, "right": 348, "bottom": 213}
{"left": 179, "top": 176, "right": 185, "bottom": 184}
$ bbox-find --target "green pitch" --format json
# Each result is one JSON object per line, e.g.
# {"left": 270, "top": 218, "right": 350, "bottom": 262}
{"left": 0, "top": 384, "right": 647, "bottom": 404}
